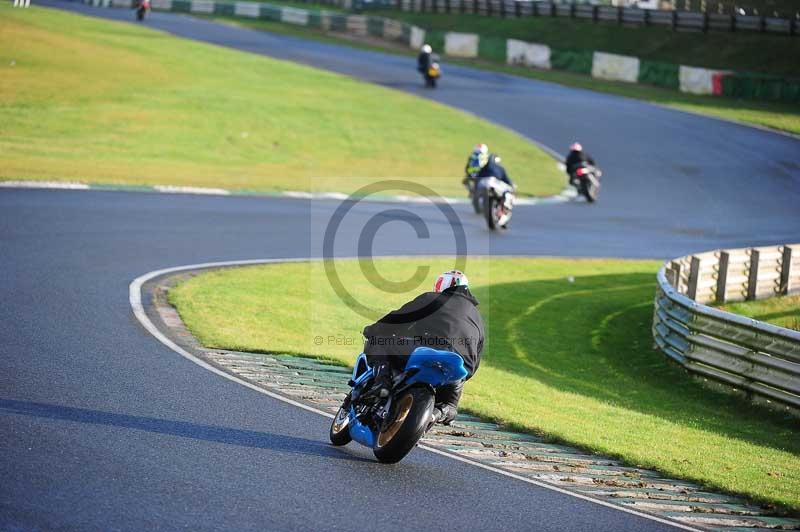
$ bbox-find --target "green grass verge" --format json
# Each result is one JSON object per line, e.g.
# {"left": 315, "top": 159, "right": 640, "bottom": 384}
{"left": 169, "top": 258, "right": 800, "bottom": 512}
{"left": 719, "top": 294, "right": 800, "bottom": 331}
{"left": 214, "top": 13, "right": 800, "bottom": 135}
{"left": 373, "top": 10, "right": 800, "bottom": 78}
{"left": 0, "top": 5, "right": 563, "bottom": 197}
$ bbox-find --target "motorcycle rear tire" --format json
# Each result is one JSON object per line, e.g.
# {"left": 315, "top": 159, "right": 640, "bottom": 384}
{"left": 373, "top": 386, "right": 434, "bottom": 463}
{"left": 581, "top": 181, "right": 596, "bottom": 203}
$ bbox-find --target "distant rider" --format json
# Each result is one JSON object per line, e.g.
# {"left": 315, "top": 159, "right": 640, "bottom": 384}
{"left": 417, "top": 44, "right": 433, "bottom": 75}
{"left": 363, "top": 270, "right": 485, "bottom": 425}
{"left": 565, "top": 142, "right": 595, "bottom": 186}
{"left": 464, "top": 143, "right": 514, "bottom": 188}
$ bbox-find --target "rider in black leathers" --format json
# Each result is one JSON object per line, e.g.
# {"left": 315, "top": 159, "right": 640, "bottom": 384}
{"left": 565, "top": 142, "right": 595, "bottom": 186}
{"left": 476, "top": 154, "right": 513, "bottom": 186}
{"left": 363, "top": 271, "right": 485, "bottom": 425}
{"left": 465, "top": 144, "right": 514, "bottom": 187}
{"left": 417, "top": 44, "right": 433, "bottom": 75}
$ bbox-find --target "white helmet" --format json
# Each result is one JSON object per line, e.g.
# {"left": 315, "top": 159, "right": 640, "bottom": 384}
{"left": 434, "top": 270, "right": 469, "bottom": 293}
{"left": 421, "top": 44, "right": 432, "bottom": 54}
{"left": 570, "top": 142, "right": 583, "bottom": 152}
{"left": 473, "top": 143, "right": 489, "bottom": 168}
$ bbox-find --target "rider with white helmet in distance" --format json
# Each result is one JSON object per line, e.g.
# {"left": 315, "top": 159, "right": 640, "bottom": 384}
{"left": 363, "top": 270, "right": 485, "bottom": 425}
{"left": 417, "top": 43, "right": 434, "bottom": 75}
{"left": 465, "top": 143, "right": 514, "bottom": 188}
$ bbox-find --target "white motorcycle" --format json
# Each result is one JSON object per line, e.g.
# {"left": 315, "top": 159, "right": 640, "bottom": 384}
{"left": 478, "top": 176, "right": 515, "bottom": 230}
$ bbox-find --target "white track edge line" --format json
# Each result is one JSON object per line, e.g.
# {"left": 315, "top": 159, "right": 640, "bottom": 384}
{"left": 129, "top": 258, "right": 702, "bottom": 532}
{"left": 1, "top": 180, "right": 572, "bottom": 205}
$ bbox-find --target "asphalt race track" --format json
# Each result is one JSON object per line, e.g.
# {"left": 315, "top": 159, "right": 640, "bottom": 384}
{"left": 36, "top": 0, "right": 800, "bottom": 252}
{"left": 2, "top": 3, "right": 800, "bottom": 531}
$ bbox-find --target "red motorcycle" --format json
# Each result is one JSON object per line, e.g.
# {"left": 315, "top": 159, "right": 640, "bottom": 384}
{"left": 572, "top": 164, "right": 601, "bottom": 203}
{"left": 136, "top": 0, "right": 150, "bottom": 21}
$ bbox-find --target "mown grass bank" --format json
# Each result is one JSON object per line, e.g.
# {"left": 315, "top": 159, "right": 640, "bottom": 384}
{"left": 169, "top": 258, "right": 800, "bottom": 511}
{"left": 720, "top": 294, "right": 800, "bottom": 331}
{"left": 0, "top": 5, "right": 563, "bottom": 197}
{"left": 215, "top": 13, "right": 800, "bottom": 135}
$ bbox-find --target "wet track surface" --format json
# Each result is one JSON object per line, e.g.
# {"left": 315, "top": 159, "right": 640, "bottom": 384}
{"left": 2, "top": 3, "right": 800, "bottom": 530}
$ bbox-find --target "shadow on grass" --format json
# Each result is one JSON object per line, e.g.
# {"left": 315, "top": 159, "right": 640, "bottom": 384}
{"left": 473, "top": 272, "right": 800, "bottom": 455}
{"left": 749, "top": 309, "right": 800, "bottom": 324}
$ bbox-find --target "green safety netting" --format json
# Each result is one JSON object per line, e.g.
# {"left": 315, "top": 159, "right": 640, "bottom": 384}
{"left": 637, "top": 60, "right": 680, "bottom": 90}
{"left": 329, "top": 13, "right": 348, "bottom": 31}
{"left": 213, "top": 2, "right": 234, "bottom": 15}
{"left": 478, "top": 36, "right": 506, "bottom": 63}
{"left": 401, "top": 23, "right": 411, "bottom": 44}
{"left": 171, "top": 0, "right": 190, "bottom": 12}
{"left": 549, "top": 48, "right": 593, "bottom": 75}
{"left": 367, "top": 16, "right": 385, "bottom": 37}
{"left": 307, "top": 11, "right": 322, "bottom": 28}
{"left": 259, "top": 4, "right": 282, "bottom": 20}
{"left": 427, "top": 30, "right": 446, "bottom": 54}
{"left": 353, "top": 0, "right": 394, "bottom": 9}
{"left": 721, "top": 73, "right": 800, "bottom": 103}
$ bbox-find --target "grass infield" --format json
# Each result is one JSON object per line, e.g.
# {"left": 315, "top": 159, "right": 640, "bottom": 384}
{"left": 169, "top": 258, "right": 800, "bottom": 511}
{"left": 720, "top": 294, "right": 800, "bottom": 331}
{"left": 0, "top": 5, "right": 563, "bottom": 197}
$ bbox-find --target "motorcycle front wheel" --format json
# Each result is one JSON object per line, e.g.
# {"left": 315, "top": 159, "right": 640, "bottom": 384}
{"left": 484, "top": 192, "right": 498, "bottom": 231}
{"left": 329, "top": 403, "right": 352, "bottom": 446}
{"left": 373, "top": 386, "right": 434, "bottom": 463}
{"left": 471, "top": 190, "right": 482, "bottom": 214}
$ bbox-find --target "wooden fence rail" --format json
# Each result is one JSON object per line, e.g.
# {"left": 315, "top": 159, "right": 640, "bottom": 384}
{"left": 391, "top": 0, "right": 799, "bottom": 36}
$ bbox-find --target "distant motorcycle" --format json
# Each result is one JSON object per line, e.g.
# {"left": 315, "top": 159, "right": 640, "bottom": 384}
{"left": 329, "top": 348, "right": 468, "bottom": 463}
{"left": 424, "top": 61, "right": 441, "bottom": 88}
{"left": 480, "top": 176, "right": 515, "bottom": 230}
{"left": 571, "top": 163, "right": 601, "bottom": 203}
{"left": 135, "top": 0, "right": 150, "bottom": 20}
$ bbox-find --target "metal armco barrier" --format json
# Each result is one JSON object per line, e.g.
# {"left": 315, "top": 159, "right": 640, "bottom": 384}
{"left": 653, "top": 244, "right": 800, "bottom": 410}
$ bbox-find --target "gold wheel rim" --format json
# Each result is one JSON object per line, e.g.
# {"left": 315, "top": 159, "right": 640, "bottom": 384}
{"left": 332, "top": 407, "right": 349, "bottom": 434}
{"left": 376, "top": 394, "right": 414, "bottom": 448}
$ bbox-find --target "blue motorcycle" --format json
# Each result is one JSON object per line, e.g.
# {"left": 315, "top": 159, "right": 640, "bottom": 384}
{"left": 329, "top": 347, "right": 469, "bottom": 463}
